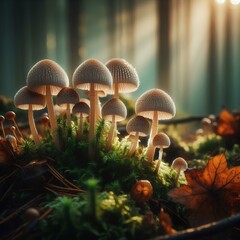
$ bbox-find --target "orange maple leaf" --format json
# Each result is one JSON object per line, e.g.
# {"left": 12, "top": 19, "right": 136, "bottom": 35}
{"left": 216, "top": 109, "right": 240, "bottom": 137}
{"left": 168, "top": 153, "right": 240, "bottom": 227}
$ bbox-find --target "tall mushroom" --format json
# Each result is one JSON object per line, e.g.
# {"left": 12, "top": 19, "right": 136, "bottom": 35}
{"left": 27, "top": 59, "right": 69, "bottom": 145}
{"left": 72, "top": 99, "right": 90, "bottom": 139}
{"left": 0, "top": 115, "right": 6, "bottom": 138}
{"left": 105, "top": 58, "right": 139, "bottom": 98}
{"left": 126, "top": 115, "right": 151, "bottom": 157}
{"left": 102, "top": 98, "right": 127, "bottom": 151}
{"left": 14, "top": 86, "right": 46, "bottom": 145}
{"left": 152, "top": 133, "right": 170, "bottom": 174}
{"left": 135, "top": 89, "right": 176, "bottom": 163}
{"left": 72, "top": 59, "right": 112, "bottom": 145}
{"left": 56, "top": 87, "right": 80, "bottom": 128}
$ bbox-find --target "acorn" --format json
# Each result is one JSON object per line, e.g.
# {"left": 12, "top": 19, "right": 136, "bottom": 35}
{"left": 130, "top": 180, "right": 153, "bottom": 203}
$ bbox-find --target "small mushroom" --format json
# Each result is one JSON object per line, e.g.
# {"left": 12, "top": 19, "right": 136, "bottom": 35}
{"left": 14, "top": 86, "right": 46, "bottom": 145}
{"left": 5, "top": 111, "right": 23, "bottom": 141}
{"left": 201, "top": 117, "right": 212, "bottom": 135}
{"left": 72, "top": 99, "right": 90, "bottom": 139}
{"left": 152, "top": 133, "right": 170, "bottom": 174}
{"left": 56, "top": 87, "right": 80, "bottom": 128}
{"left": 171, "top": 157, "right": 188, "bottom": 185}
{"left": 135, "top": 89, "right": 176, "bottom": 163}
{"left": 72, "top": 59, "right": 112, "bottom": 149}
{"left": 0, "top": 115, "right": 6, "bottom": 138}
{"left": 105, "top": 58, "right": 139, "bottom": 98}
{"left": 126, "top": 115, "right": 150, "bottom": 157}
{"left": 27, "top": 59, "right": 69, "bottom": 146}
{"left": 130, "top": 180, "right": 153, "bottom": 203}
{"left": 102, "top": 98, "right": 127, "bottom": 151}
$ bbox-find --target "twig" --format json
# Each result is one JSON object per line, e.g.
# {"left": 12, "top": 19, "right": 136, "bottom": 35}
{"left": 151, "top": 213, "right": 240, "bottom": 240}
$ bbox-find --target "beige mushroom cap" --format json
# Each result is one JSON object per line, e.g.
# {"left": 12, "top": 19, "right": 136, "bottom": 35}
{"left": 72, "top": 59, "right": 112, "bottom": 91}
{"left": 72, "top": 100, "right": 90, "bottom": 117}
{"left": 126, "top": 115, "right": 151, "bottom": 137}
{"left": 56, "top": 87, "right": 80, "bottom": 107}
{"left": 105, "top": 58, "right": 139, "bottom": 94}
{"left": 135, "top": 89, "right": 176, "bottom": 120}
{"left": 27, "top": 59, "right": 69, "bottom": 95}
{"left": 102, "top": 98, "right": 127, "bottom": 122}
{"left": 14, "top": 86, "right": 46, "bottom": 110}
{"left": 171, "top": 157, "right": 188, "bottom": 171}
{"left": 153, "top": 132, "right": 170, "bottom": 148}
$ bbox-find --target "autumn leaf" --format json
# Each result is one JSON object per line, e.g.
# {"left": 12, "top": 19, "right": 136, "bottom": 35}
{"left": 216, "top": 109, "right": 240, "bottom": 137}
{"left": 168, "top": 153, "right": 240, "bottom": 227}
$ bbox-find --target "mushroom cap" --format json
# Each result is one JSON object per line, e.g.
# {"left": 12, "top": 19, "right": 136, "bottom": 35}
{"left": 135, "top": 89, "right": 176, "bottom": 120}
{"left": 105, "top": 58, "right": 139, "bottom": 94}
{"left": 72, "top": 100, "right": 90, "bottom": 117}
{"left": 72, "top": 59, "right": 112, "bottom": 91}
{"left": 130, "top": 180, "right": 153, "bottom": 203}
{"left": 126, "top": 115, "right": 151, "bottom": 137}
{"left": 101, "top": 98, "right": 127, "bottom": 122}
{"left": 153, "top": 132, "right": 170, "bottom": 148}
{"left": 27, "top": 59, "right": 69, "bottom": 95}
{"left": 171, "top": 157, "right": 188, "bottom": 171}
{"left": 14, "top": 86, "right": 46, "bottom": 110}
{"left": 56, "top": 87, "right": 80, "bottom": 107}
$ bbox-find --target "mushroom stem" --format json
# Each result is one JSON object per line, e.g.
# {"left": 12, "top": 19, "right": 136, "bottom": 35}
{"left": 175, "top": 170, "right": 181, "bottom": 186}
{"left": 147, "top": 111, "right": 158, "bottom": 163}
{"left": 12, "top": 119, "right": 23, "bottom": 139}
{"left": 95, "top": 95, "right": 101, "bottom": 122}
{"left": 154, "top": 146, "right": 163, "bottom": 174}
{"left": 106, "top": 115, "right": 116, "bottom": 151}
{"left": 78, "top": 113, "right": 83, "bottom": 139}
{"left": 114, "top": 84, "right": 119, "bottom": 98}
{"left": 66, "top": 103, "right": 71, "bottom": 128}
{"left": 46, "top": 85, "right": 60, "bottom": 149}
{"left": 128, "top": 132, "right": 139, "bottom": 157}
{"left": 89, "top": 84, "right": 96, "bottom": 143}
{"left": 0, "top": 115, "right": 6, "bottom": 138}
{"left": 28, "top": 105, "right": 41, "bottom": 145}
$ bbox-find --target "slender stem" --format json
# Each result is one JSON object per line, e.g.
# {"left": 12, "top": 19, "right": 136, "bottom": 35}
{"left": 175, "top": 170, "right": 181, "bottom": 186}
{"left": 1, "top": 122, "right": 6, "bottom": 138}
{"left": 114, "top": 84, "right": 119, "bottom": 98}
{"left": 89, "top": 84, "right": 96, "bottom": 143}
{"left": 155, "top": 147, "right": 163, "bottom": 174}
{"left": 28, "top": 105, "right": 41, "bottom": 145}
{"left": 128, "top": 132, "right": 139, "bottom": 157}
{"left": 79, "top": 113, "right": 83, "bottom": 138}
{"left": 147, "top": 111, "right": 158, "bottom": 163}
{"left": 66, "top": 103, "right": 71, "bottom": 128}
{"left": 12, "top": 119, "right": 23, "bottom": 139}
{"left": 95, "top": 94, "right": 101, "bottom": 122}
{"left": 46, "top": 85, "right": 59, "bottom": 149}
{"left": 46, "top": 85, "right": 57, "bottom": 131}
{"left": 106, "top": 115, "right": 116, "bottom": 151}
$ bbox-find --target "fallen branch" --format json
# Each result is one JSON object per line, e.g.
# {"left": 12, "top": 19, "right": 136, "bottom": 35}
{"left": 151, "top": 213, "right": 240, "bottom": 240}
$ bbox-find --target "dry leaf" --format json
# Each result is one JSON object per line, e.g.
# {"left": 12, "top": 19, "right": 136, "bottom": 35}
{"left": 168, "top": 153, "right": 240, "bottom": 227}
{"left": 216, "top": 109, "right": 240, "bottom": 137}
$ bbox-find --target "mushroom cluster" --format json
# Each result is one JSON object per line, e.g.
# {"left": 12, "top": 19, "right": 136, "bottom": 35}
{"left": 11, "top": 57, "right": 177, "bottom": 171}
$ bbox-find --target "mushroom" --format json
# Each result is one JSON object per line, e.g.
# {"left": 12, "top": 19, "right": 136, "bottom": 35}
{"left": 130, "top": 180, "right": 153, "bottom": 203}
{"left": 105, "top": 58, "right": 139, "bottom": 98}
{"left": 14, "top": 86, "right": 46, "bottom": 145}
{"left": 0, "top": 115, "right": 6, "bottom": 138}
{"left": 171, "top": 157, "right": 188, "bottom": 185}
{"left": 72, "top": 99, "right": 90, "bottom": 139}
{"left": 27, "top": 59, "right": 69, "bottom": 145}
{"left": 102, "top": 98, "right": 127, "bottom": 151}
{"left": 56, "top": 87, "right": 80, "bottom": 128}
{"left": 152, "top": 133, "right": 170, "bottom": 174}
{"left": 5, "top": 111, "right": 23, "bottom": 141}
{"left": 135, "top": 89, "right": 176, "bottom": 163}
{"left": 72, "top": 59, "right": 112, "bottom": 145}
{"left": 9, "top": 126, "right": 20, "bottom": 143}
{"left": 126, "top": 115, "right": 151, "bottom": 157}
